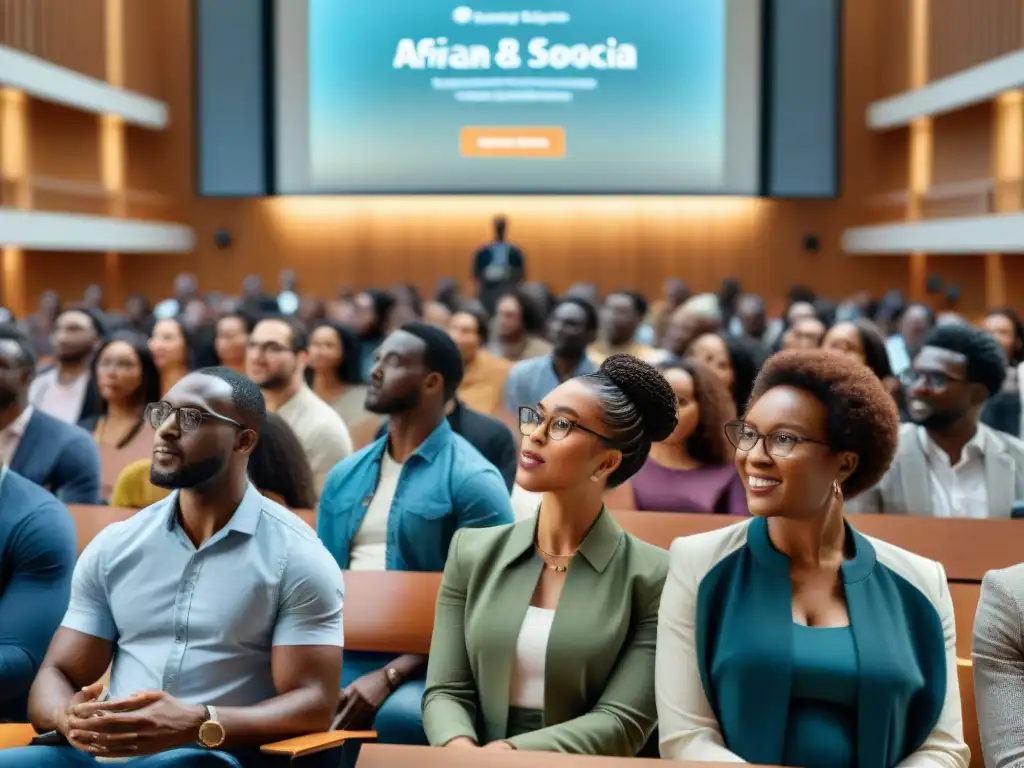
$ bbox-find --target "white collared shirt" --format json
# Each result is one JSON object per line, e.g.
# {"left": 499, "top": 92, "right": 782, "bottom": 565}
{"left": 917, "top": 426, "right": 990, "bottom": 518}
{"left": 0, "top": 406, "right": 33, "bottom": 466}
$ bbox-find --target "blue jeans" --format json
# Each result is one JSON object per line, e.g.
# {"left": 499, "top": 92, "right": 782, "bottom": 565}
{"left": 0, "top": 747, "right": 248, "bottom": 767}
{"left": 0, "top": 745, "right": 339, "bottom": 767}
{"left": 338, "top": 651, "right": 427, "bottom": 768}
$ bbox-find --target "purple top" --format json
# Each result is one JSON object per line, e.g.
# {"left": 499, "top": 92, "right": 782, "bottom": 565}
{"left": 632, "top": 460, "right": 748, "bottom": 515}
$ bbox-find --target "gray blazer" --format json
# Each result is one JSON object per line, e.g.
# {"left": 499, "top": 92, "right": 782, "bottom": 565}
{"left": 846, "top": 423, "right": 1024, "bottom": 517}
{"left": 973, "top": 564, "right": 1024, "bottom": 768}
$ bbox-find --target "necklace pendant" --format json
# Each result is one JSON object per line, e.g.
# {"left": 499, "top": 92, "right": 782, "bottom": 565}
{"left": 553, "top": 564, "right": 567, "bottom": 572}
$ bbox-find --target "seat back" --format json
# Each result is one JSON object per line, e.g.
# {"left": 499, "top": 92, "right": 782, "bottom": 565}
{"left": 342, "top": 570, "right": 442, "bottom": 654}
{"left": 611, "top": 510, "right": 1024, "bottom": 582}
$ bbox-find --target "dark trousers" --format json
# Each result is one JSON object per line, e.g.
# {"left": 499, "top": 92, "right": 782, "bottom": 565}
{"left": 338, "top": 651, "right": 428, "bottom": 768}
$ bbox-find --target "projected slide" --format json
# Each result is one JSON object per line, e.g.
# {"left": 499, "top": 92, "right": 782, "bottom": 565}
{"left": 275, "top": 0, "right": 761, "bottom": 194}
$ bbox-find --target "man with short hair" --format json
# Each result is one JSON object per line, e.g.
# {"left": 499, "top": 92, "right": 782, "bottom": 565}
{"left": 0, "top": 325, "right": 100, "bottom": 504}
{"left": 590, "top": 290, "right": 662, "bottom": 364}
{"left": 318, "top": 323, "right": 512, "bottom": 752}
{"left": 504, "top": 297, "right": 599, "bottom": 415}
{"left": 246, "top": 316, "right": 352, "bottom": 496}
{"left": 28, "top": 308, "right": 104, "bottom": 425}
{"left": 1, "top": 368, "right": 345, "bottom": 767}
{"left": 849, "top": 324, "right": 1024, "bottom": 517}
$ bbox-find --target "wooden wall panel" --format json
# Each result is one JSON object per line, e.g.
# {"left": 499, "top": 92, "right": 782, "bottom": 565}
{"left": 27, "top": 100, "right": 101, "bottom": 184}
{"left": 929, "top": 0, "right": 1024, "bottom": 81}
{"left": 925, "top": 257, "right": 988, "bottom": 317}
{"left": 22, "top": 251, "right": 105, "bottom": 303}
{"left": 932, "top": 105, "right": 994, "bottom": 186}
{"left": 0, "top": 0, "right": 107, "bottom": 80}
{"left": 872, "top": 0, "right": 911, "bottom": 99}
{"left": 122, "top": 0, "right": 165, "bottom": 98}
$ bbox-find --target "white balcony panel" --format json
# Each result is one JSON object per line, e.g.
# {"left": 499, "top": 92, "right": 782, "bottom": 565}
{"left": 0, "top": 209, "right": 193, "bottom": 252}
{"left": 0, "top": 46, "right": 168, "bottom": 129}
{"left": 843, "top": 214, "right": 1024, "bottom": 255}
{"left": 868, "top": 50, "right": 1024, "bottom": 130}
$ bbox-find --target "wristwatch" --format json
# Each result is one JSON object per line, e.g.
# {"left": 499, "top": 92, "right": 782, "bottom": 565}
{"left": 197, "top": 705, "right": 226, "bottom": 749}
{"left": 384, "top": 667, "right": 402, "bottom": 692}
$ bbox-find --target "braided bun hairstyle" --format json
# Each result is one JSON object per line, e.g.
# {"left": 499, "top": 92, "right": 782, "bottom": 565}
{"left": 580, "top": 353, "right": 678, "bottom": 487}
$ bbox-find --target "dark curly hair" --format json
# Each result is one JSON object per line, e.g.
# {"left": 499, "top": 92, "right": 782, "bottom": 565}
{"left": 748, "top": 350, "right": 899, "bottom": 498}
{"left": 923, "top": 323, "right": 1007, "bottom": 397}
{"left": 580, "top": 354, "right": 678, "bottom": 487}
{"left": 660, "top": 359, "right": 736, "bottom": 464}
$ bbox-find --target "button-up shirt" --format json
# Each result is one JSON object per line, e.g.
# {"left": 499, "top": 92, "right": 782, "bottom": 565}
{"left": 61, "top": 484, "right": 344, "bottom": 706}
{"left": 503, "top": 354, "right": 598, "bottom": 413}
{"left": 0, "top": 406, "right": 33, "bottom": 466}
{"left": 317, "top": 419, "right": 514, "bottom": 572}
{"left": 918, "top": 426, "right": 990, "bottom": 519}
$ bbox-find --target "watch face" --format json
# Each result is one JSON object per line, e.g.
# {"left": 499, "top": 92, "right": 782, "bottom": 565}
{"left": 199, "top": 719, "right": 226, "bottom": 748}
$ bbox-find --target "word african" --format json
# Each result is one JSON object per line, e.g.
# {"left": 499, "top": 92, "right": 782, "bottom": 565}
{"left": 392, "top": 36, "right": 638, "bottom": 71}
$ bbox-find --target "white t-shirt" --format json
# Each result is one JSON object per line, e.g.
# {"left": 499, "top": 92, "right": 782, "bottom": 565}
{"left": 28, "top": 368, "right": 89, "bottom": 424}
{"left": 349, "top": 450, "right": 403, "bottom": 570}
{"left": 509, "top": 606, "right": 555, "bottom": 710}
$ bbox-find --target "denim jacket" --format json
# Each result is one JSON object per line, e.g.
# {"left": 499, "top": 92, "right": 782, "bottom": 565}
{"left": 317, "top": 419, "right": 514, "bottom": 571}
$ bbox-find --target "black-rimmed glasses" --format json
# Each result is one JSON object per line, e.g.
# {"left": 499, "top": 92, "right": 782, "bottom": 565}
{"left": 723, "top": 420, "right": 829, "bottom": 459}
{"left": 898, "top": 369, "right": 963, "bottom": 390}
{"left": 519, "top": 405, "right": 613, "bottom": 443}
{"left": 144, "top": 402, "right": 243, "bottom": 433}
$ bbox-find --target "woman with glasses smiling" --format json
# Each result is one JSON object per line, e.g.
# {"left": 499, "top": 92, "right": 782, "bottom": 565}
{"left": 423, "top": 354, "right": 677, "bottom": 755}
{"left": 655, "top": 350, "right": 969, "bottom": 768}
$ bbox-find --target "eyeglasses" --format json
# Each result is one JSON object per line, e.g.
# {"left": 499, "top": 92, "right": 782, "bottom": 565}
{"left": 144, "top": 402, "right": 243, "bottom": 433}
{"left": 246, "top": 340, "right": 294, "bottom": 355}
{"left": 723, "top": 420, "right": 829, "bottom": 459}
{"left": 519, "top": 405, "right": 613, "bottom": 443}
{"left": 898, "top": 369, "right": 962, "bottom": 390}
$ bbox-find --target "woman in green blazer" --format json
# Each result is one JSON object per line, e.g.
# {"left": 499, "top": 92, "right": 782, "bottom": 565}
{"left": 422, "top": 355, "right": 677, "bottom": 755}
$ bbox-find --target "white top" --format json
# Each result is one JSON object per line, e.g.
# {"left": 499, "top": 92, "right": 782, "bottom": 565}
{"left": 917, "top": 426, "right": 990, "bottom": 518}
{"left": 509, "top": 605, "right": 555, "bottom": 710}
{"left": 276, "top": 385, "right": 353, "bottom": 497}
{"left": 349, "top": 449, "right": 402, "bottom": 571}
{"left": 28, "top": 367, "right": 89, "bottom": 424}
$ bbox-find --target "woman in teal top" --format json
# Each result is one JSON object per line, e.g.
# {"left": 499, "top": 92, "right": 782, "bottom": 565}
{"left": 655, "top": 350, "right": 969, "bottom": 768}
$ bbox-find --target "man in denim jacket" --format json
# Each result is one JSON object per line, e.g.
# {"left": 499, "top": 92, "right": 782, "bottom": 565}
{"left": 318, "top": 322, "right": 513, "bottom": 758}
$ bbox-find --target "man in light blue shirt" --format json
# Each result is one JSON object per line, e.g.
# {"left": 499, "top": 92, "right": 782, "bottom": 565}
{"left": 3, "top": 368, "right": 344, "bottom": 768}
{"left": 318, "top": 323, "right": 512, "bottom": 762}
{"left": 504, "top": 297, "right": 599, "bottom": 415}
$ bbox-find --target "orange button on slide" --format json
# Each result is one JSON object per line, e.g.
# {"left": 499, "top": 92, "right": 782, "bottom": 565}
{"left": 460, "top": 127, "right": 566, "bottom": 158}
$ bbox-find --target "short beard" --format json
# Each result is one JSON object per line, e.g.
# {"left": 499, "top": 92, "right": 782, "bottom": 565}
{"left": 257, "top": 372, "right": 292, "bottom": 392}
{"left": 912, "top": 408, "right": 965, "bottom": 433}
{"left": 366, "top": 389, "right": 421, "bottom": 415}
{"left": 151, "top": 456, "right": 227, "bottom": 490}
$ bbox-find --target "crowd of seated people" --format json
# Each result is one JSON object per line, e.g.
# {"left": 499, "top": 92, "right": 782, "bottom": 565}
{"left": 3, "top": 262, "right": 1024, "bottom": 767}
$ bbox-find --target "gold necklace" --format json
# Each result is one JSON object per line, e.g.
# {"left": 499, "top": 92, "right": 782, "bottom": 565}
{"left": 534, "top": 542, "right": 575, "bottom": 573}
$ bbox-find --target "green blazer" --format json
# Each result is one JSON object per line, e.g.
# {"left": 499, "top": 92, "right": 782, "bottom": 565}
{"left": 422, "top": 508, "right": 668, "bottom": 755}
